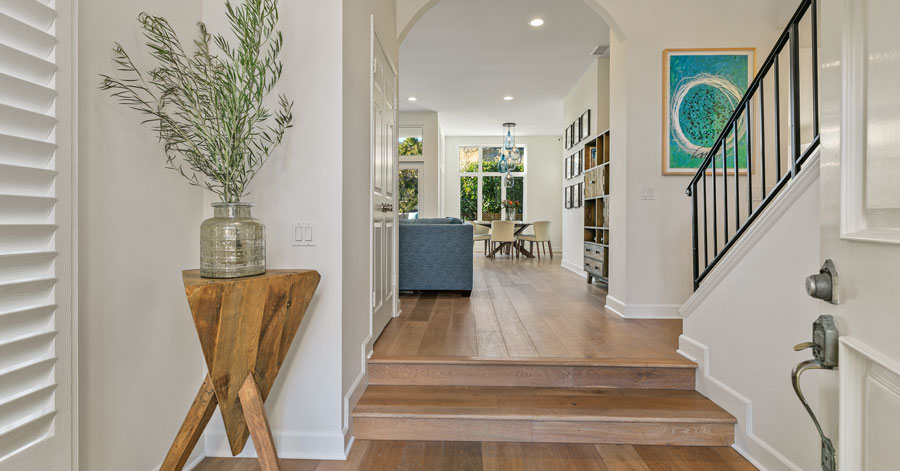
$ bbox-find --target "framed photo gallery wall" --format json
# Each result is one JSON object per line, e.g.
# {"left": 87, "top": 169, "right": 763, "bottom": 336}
{"left": 564, "top": 183, "right": 583, "bottom": 209}
{"left": 564, "top": 109, "right": 592, "bottom": 150}
{"left": 564, "top": 149, "right": 583, "bottom": 181}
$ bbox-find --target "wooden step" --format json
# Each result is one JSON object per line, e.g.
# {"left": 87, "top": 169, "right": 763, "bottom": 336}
{"left": 353, "top": 385, "right": 735, "bottom": 447}
{"left": 368, "top": 356, "right": 697, "bottom": 390}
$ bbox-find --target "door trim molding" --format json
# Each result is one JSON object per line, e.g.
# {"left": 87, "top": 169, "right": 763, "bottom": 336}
{"left": 839, "top": 336, "right": 900, "bottom": 471}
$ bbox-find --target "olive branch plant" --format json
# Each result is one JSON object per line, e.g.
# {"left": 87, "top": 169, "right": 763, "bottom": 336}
{"left": 100, "top": 0, "right": 293, "bottom": 203}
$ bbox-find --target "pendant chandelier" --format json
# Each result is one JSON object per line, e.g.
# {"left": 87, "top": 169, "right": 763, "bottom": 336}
{"left": 500, "top": 122, "right": 521, "bottom": 188}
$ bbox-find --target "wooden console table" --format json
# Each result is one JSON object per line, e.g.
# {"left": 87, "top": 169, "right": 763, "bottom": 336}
{"left": 161, "top": 269, "right": 320, "bottom": 471}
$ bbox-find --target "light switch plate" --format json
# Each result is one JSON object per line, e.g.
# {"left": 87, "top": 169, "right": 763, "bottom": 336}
{"left": 292, "top": 221, "right": 317, "bottom": 246}
{"left": 641, "top": 186, "right": 655, "bottom": 200}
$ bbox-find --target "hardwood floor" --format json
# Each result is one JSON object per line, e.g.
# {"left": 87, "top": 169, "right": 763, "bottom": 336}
{"left": 194, "top": 441, "right": 756, "bottom": 471}
{"left": 193, "top": 256, "right": 754, "bottom": 470}
{"left": 373, "top": 257, "right": 688, "bottom": 362}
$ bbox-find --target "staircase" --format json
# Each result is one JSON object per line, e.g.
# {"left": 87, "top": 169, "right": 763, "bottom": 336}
{"left": 353, "top": 356, "right": 735, "bottom": 446}
{"left": 687, "top": 0, "right": 820, "bottom": 290}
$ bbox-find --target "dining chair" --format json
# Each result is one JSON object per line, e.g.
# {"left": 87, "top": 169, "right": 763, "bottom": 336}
{"left": 517, "top": 220, "right": 552, "bottom": 259}
{"left": 472, "top": 221, "right": 491, "bottom": 256}
{"left": 489, "top": 220, "right": 517, "bottom": 259}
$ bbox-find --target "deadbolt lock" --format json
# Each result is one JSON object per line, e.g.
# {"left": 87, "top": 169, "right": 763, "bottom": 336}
{"left": 806, "top": 259, "right": 839, "bottom": 304}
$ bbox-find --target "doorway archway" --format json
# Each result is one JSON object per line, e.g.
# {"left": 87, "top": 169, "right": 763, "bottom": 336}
{"left": 397, "top": 0, "right": 626, "bottom": 44}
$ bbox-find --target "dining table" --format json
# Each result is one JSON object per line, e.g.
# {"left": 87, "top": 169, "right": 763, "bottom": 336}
{"left": 475, "top": 221, "right": 537, "bottom": 258}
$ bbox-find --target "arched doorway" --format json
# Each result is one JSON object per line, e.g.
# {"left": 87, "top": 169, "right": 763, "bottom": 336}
{"left": 397, "top": 0, "right": 626, "bottom": 44}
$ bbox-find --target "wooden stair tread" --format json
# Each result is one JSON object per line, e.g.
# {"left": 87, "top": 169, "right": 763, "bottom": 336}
{"left": 353, "top": 385, "right": 735, "bottom": 424}
{"left": 369, "top": 355, "right": 697, "bottom": 368}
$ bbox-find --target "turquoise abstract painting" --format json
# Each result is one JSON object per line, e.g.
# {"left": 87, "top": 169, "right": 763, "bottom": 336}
{"left": 662, "top": 49, "right": 755, "bottom": 175}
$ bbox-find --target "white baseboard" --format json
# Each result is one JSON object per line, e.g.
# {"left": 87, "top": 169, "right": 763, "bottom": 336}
{"left": 680, "top": 151, "right": 820, "bottom": 319}
{"left": 678, "top": 335, "right": 804, "bottom": 471}
{"left": 151, "top": 449, "right": 206, "bottom": 471}
{"left": 204, "top": 429, "right": 347, "bottom": 460}
{"left": 343, "top": 356, "right": 369, "bottom": 450}
{"left": 605, "top": 295, "right": 681, "bottom": 319}
{"left": 560, "top": 259, "right": 587, "bottom": 278}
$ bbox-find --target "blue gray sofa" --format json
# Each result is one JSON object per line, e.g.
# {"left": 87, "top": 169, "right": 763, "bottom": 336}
{"left": 398, "top": 218, "right": 473, "bottom": 296}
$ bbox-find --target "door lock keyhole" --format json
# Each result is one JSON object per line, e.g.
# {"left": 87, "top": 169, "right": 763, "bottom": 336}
{"left": 806, "top": 259, "right": 839, "bottom": 304}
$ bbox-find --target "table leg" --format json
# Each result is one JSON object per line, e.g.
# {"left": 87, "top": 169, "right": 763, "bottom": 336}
{"left": 518, "top": 243, "right": 535, "bottom": 258}
{"left": 239, "top": 375, "right": 281, "bottom": 471}
{"left": 161, "top": 375, "right": 218, "bottom": 471}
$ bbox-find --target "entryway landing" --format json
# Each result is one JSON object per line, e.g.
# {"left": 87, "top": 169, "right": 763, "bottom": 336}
{"left": 372, "top": 256, "right": 692, "bottom": 366}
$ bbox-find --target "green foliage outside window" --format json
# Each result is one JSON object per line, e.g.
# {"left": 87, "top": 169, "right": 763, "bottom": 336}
{"left": 398, "top": 169, "right": 419, "bottom": 217}
{"left": 460, "top": 177, "right": 477, "bottom": 221}
{"left": 399, "top": 137, "right": 423, "bottom": 156}
{"left": 459, "top": 147, "right": 479, "bottom": 172}
{"left": 482, "top": 176, "right": 502, "bottom": 221}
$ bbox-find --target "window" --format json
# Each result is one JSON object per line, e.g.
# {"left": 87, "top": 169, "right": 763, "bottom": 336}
{"left": 398, "top": 127, "right": 423, "bottom": 156}
{"left": 458, "top": 146, "right": 526, "bottom": 221}
{"left": 398, "top": 163, "right": 423, "bottom": 219}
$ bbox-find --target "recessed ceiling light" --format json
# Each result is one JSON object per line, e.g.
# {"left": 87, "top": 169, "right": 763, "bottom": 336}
{"left": 503, "top": 96, "right": 514, "bottom": 101}
{"left": 529, "top": 18, "right": 545, "bottom": 27}
{"left": 407, "top": 96, "right": 418, "bottom": 102}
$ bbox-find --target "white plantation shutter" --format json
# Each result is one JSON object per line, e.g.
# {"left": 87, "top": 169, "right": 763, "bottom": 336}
{"left": 0, "top": 0, "right": 74, "bottom": 469}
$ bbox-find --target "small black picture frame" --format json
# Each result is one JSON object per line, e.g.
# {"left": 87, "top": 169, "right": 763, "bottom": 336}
{"left": 565, "top": 185, "right": 572, "bottom": 209}
{"left": 577, "top": 182, "right": 583, "bottom": 207}
{"left": 564, "top": 129, "right": 569, "bottom": 149}
{"left": 564, "top": 156, "right": 570, "bottom": 179}
{"left": 577, "top": 117, "right": 584, "bottom": 141}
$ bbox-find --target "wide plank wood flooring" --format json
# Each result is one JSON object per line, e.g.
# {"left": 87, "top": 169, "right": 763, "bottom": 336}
{"left": 194, "top": 440, "right": 756, "bottom": 471}
{"left": 373, "top": 257, "right": 689, "bottom": 363}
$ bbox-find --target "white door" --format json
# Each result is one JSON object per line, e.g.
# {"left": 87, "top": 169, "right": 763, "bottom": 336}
{"left": 371, "top": 32, "right": 397, "bottom": 343}
{"left": 819, "top": 1, "right": 900, "bottom": 469}
{"left": 398, "top": 162, "right": 424, "bottom": 220}
{"left": 0, "top": 0, "right": 75, "bottom": 469}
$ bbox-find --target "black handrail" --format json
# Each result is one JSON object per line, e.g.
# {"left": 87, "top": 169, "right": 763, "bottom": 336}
{"left": 686, "top": 0, "right": 819, "bottom": 290}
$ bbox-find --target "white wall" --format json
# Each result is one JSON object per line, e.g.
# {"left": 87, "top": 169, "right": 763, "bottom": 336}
{"left": 78, "top": 1, "right": 206, "bottom": 470}
{"left": 680, "top": 169, "right": 822, "bottom": 471}
{"left": 562, "top": 58, "right": 610, "bottom": 275}
{"left": 598, "top": 0, "right": 783, "bottom": 319}
{"left": 400, "top": 111, "right": 439, "bottom": 217}
{"left": 201, "top": 0, "right": 349, "bottom": 459}
{"left": 443, "top": 135, "right": 563, "bottom": 251}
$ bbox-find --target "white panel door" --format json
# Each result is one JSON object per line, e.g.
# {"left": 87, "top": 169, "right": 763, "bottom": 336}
{"left": 0, "top": 0, "right": 75, "bottom": 469}
{"left": 371, "top": 32, "right": 397, "bottom": 343}
{"left": 819, "top": 0, "right": 900, "bottom": 469}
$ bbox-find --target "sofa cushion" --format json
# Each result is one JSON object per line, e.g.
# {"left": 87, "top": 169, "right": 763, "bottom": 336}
{"left": 400, "top": 217, "right": 463, "bottom": 225}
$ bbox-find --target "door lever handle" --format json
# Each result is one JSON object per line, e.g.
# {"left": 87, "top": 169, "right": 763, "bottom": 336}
{"left": 792, "top": 359, "right": 836, "bottom": 471}
{"left": 791, "top": 314, "right": 839, "bottom": 471}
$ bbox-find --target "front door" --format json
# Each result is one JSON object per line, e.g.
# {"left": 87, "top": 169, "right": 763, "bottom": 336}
{"left": 371, "top": 33, "right": 397, "bottom": 343}
{"left": 819, "top": 1, "right": 900, "bottom": 469}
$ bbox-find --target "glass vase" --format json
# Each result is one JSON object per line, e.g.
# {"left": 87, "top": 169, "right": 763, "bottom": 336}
{"left": 506, "top": 207, "right": 516, "bottom": 221}
{"left": 200, "top": 203, "right": 266, "bottom": 278}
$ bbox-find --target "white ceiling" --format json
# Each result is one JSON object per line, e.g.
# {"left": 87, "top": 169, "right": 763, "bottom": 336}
{"left": 399, "top": 0, "right": 609, "bottom": 136}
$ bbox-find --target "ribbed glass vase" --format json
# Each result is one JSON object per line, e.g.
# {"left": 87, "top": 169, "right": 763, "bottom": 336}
{"left": 200, "top": 203, "right": 266, "bottom": 278}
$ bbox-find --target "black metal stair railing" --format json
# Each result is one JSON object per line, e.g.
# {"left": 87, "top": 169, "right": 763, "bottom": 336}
{"left": 686, "top": 0, "right": 820, "bottom": 290}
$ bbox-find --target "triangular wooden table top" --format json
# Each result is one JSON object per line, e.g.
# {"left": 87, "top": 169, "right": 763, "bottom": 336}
{"left": 162, "top": 269, "right": 320, "bottom": 471}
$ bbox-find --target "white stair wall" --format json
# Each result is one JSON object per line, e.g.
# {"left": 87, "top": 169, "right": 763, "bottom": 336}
{"left": 679, "top": 151, "right": 824, "bottom": 471}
